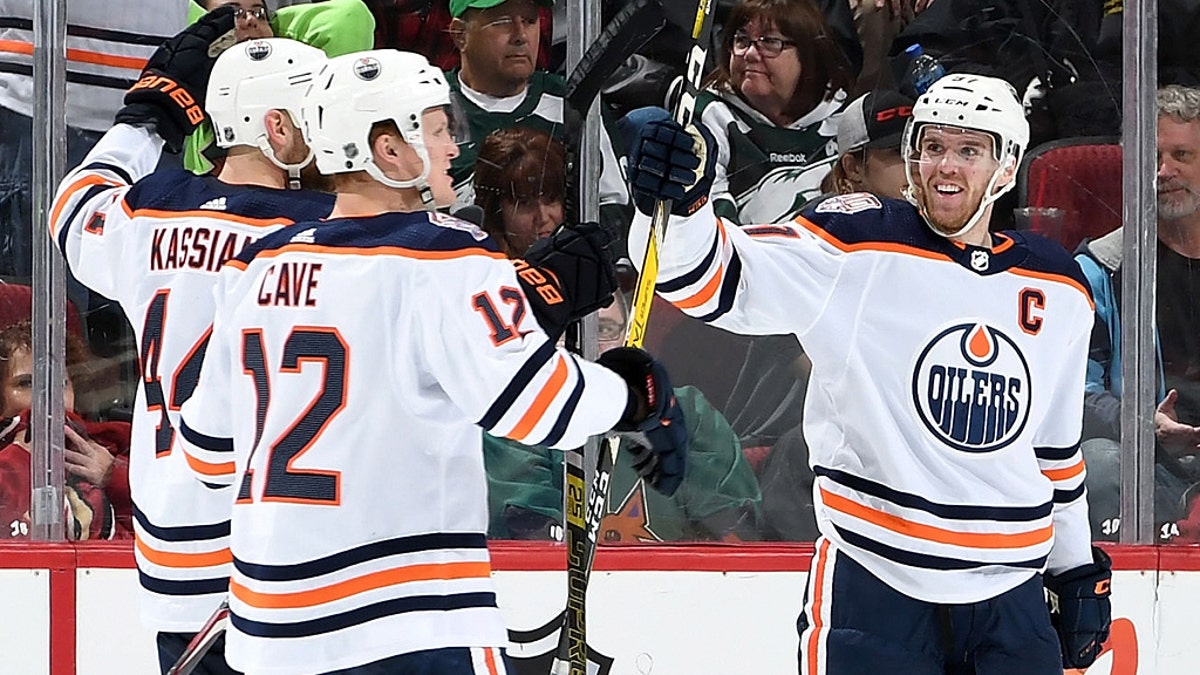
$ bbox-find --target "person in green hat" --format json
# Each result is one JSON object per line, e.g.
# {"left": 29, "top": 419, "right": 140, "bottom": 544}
{"left": 446, "top": 0, "right": 632, "bottom": 242}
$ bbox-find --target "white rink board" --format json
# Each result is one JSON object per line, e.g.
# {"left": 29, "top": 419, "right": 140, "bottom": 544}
{"left": 67, "top": 567, "right": 1189, "bottom": 674}
{"left": 75, "top": 568, "right": 159, "bottom": 675}
{"left": 0, "top": 569, "right": 49, "bottom": 675}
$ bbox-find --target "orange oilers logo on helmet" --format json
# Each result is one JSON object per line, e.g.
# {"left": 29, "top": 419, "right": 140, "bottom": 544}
{"left": 912, "top": 323, "right": 1031, "bottom": 453}
{"left": 245, "top": 40, "right": 272, "bottom": 61}
{"left": 353, "top": 57, "right": 381, "bottom": 81}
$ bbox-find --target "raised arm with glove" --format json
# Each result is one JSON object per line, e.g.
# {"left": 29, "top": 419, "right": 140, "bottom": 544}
{"left": 114, "top": 5, "right": 237, "bottom": 153}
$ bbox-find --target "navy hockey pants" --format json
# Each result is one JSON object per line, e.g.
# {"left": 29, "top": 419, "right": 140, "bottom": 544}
{"left": 796, "top": 538, "right": 1062, "bottom": 675}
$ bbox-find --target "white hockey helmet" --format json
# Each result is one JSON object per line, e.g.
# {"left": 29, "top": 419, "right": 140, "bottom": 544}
{"left": 206, "top": 38, "right": 327, "bottom": 186}
{"left": 302, "top": 49, "right": 459, "bottom": 208}
{"left": 901, "top": 73, "right": 1031, "bottom": 238}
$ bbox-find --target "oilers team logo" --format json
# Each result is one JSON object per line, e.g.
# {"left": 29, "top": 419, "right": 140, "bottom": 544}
{"left": 353, "top": 56, "right": 381, "bottom": 81}
{"left": 912, "top": 323, "right": 1031, "bottom": 453}
{"left": 245, "top": 40, "right": 272, "bottom": 61}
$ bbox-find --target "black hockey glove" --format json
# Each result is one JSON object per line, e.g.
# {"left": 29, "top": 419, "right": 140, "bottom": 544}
{"left": 596, "top": 347, "right": 688, "bottom": 496}
{"left": 1044, "top": 546, "right": 1113, "bottom": 669}
{"left": 521, "top": 221, "right": 619, "bottom": 340}
{"left": 619, "top": 106, "right": 715, "bottom": 218}
{"left": 114, "top": 5, "right": 237, "bottom": 153}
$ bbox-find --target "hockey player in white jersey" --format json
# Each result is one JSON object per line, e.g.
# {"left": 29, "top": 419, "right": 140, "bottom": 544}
{"left": 176, "top": 49, "right": 688, "bottom": 675}
{"left": 50, "top": 16, "right": 335, "bottom": 673}
{"left": 623, "top": 74, "right": 1112, "bottom": 674}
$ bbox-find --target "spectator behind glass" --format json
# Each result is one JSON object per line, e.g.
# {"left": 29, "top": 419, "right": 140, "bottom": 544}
{"left": 1077, "top": 85, "right": 1200, "bottom": 544}
{"left": 447, "top": 0, "right": 631, "bottom": 240}
{"left": 473, "top": 127, "right": 564, "bottom": 257}
{"left": 0, "top": 320, "right": 123, "bottom": 541}
{"left": 827, "top": 88, "right": 914, "bottom": 199}
{"left": 484, "top": 294, "right": 764, "bottom": 542}
{"left": 362, "top": 0, "right": 553, "bottom": 72}
{"left": 472, "top": 126, "right": 762, "bottom": 541}
{"left": 694, "top": 0, "right": 855, "bottom": 225}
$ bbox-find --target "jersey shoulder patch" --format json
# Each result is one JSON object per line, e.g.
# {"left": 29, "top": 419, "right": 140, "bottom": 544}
{"left": 799, "top": 195, "right": 927, "bottom": 248}
{"left": 813, "top": 192, "right": 883, "bottom": 215}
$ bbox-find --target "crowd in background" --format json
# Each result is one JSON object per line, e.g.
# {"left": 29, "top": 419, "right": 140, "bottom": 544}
{"left": 1, "top": 0, "right": 1198, "bottom": 547}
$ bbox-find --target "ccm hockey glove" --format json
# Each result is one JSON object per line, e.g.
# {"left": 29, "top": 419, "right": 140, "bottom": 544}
{"left": 521, "top": 221, "right": 619, "bottom": 340}
{"left": 620, "top": 106, "right": 715, "bottom": 217}
{"left": 1044, "top": 546, "right": 1113, "bottom": 669}
{"left": 114, "top": 5, "right": 237, "bottom": 152}
{"left": 597, "top": 347, "right": 688, "bottom": 496}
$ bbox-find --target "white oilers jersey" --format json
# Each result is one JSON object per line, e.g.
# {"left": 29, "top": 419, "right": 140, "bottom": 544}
{"left": 630, "top": 195, "right": 1095, "bottom": 604}
{"left": 177, "top": 211, "right": 628, "bottom": 674}
{"left": 50, "top": 123, "right": 335, "bottom": 631}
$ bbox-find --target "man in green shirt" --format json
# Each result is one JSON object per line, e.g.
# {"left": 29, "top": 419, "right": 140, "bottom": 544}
{"left": 447, "top": 0, "right": 631, "bottom": 239}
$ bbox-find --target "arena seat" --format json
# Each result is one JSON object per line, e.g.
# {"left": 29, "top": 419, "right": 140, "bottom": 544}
{"left": 1016, "top": 136, "right": 1122, "bottom": 251}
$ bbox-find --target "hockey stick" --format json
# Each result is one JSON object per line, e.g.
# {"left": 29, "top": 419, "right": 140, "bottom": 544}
{"left": 165, "top": 599, "right": 230, "bottom": 675}
{"left": 552, "top": 2, "right": 668, "bottom": 675}
{"left": 554, "top": 2, "right": 713, "bottom": 675}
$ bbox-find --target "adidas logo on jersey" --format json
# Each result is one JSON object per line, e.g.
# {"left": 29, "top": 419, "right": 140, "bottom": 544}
{"left": 290, "top": 227, "right": 317, "bottom": 244}
{"left": 199, "top": 196, "right": 227, "bottom": 211}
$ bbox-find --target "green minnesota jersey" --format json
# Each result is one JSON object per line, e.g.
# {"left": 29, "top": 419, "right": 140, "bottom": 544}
{"left": 447, "top": 70, "right": 629, "bottom": 224}
{"left": 696, "top": 88, "right": 845, "bottom": 225}
{"left": 482, "top": 386, "right": 762, "bottom": 542}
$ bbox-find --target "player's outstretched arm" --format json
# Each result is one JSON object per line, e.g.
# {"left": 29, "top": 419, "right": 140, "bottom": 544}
{"left": 621, "top": 107, "right": 843, "bottom": 339}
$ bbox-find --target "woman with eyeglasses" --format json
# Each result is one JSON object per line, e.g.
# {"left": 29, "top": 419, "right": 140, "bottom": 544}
{"left": 694, "top": 0, "right": 855, "bottom": 226}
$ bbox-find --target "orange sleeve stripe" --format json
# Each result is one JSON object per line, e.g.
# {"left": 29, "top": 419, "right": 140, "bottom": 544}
{"left": 509, "top": 356, "right": 569, "bottom": 440}
{"left": 0, "top": 39, "right": 32, "bottom": 56}
{"left": 671, "top": 220, "right": 728, "bottom": 310}
{"left": 230, "top": 561, "right": 493, "bottom": 609}
{"left": 1042, "top": 459, "right": 1086, "bottom": 482}
{"left": 50, "top": 174, "right": 121, "bottom": 237}
{"left": 135, "top": 535, "right": 232, "bottom": 569}
{"left": 183, "top": 448, "right": 237, "bottom": 477}
{"left": 794, "top": 215, "right": 952, "bottom": 263}
{"left": 671, "top": 261, "right": 724, "bottom": 310}
{"left": 67, "top": 47, "right": 146, "bottom": 71}
{"left": 0, "top": 40, "right": 147, "bottom": 71}
{"left": 819, "top": 487, "right": 1055, "bottom": 550}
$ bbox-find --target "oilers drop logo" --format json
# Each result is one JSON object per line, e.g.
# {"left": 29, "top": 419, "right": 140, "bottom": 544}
{"left": 912, "top": 323, "right": 1031, "bottom": 453}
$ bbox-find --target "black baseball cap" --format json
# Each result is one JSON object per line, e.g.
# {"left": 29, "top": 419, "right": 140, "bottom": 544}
{"left": 836, "top": 90, "right": 916, "bottom": 156}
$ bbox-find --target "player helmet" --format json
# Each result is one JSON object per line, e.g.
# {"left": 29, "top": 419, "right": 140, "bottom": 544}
{"left": 206, "top": 38, "right": 326, "bottom": 187}
{"left": 302, "top": 49, "right": 466, "bottom": 208}
{"left": 901, "top": 73, "right": 1030, "bottom": 238}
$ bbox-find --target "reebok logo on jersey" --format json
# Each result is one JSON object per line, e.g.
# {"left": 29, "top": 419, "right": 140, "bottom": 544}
{"left": 912, "top": 323, "right": 1031, "bottom": 453}
{"left": 199, "top": 197, "right": 227, "bottom": 211}
{"left": 290, "top": 227, "right": 317, "bottom": 244}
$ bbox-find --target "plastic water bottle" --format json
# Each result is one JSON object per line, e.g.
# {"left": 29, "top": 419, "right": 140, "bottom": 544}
{"left": 904, "top": 44, "right": 947, "bottom": 97}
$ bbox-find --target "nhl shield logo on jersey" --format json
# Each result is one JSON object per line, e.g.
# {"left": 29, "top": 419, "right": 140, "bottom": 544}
{"left": 912, "top": 323, "right": 1031, "bottom": 452}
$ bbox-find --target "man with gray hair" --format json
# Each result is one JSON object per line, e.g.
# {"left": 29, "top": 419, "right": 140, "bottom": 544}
{"left": 1076, "top": 84, "right": 1200, "bottom": 543}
